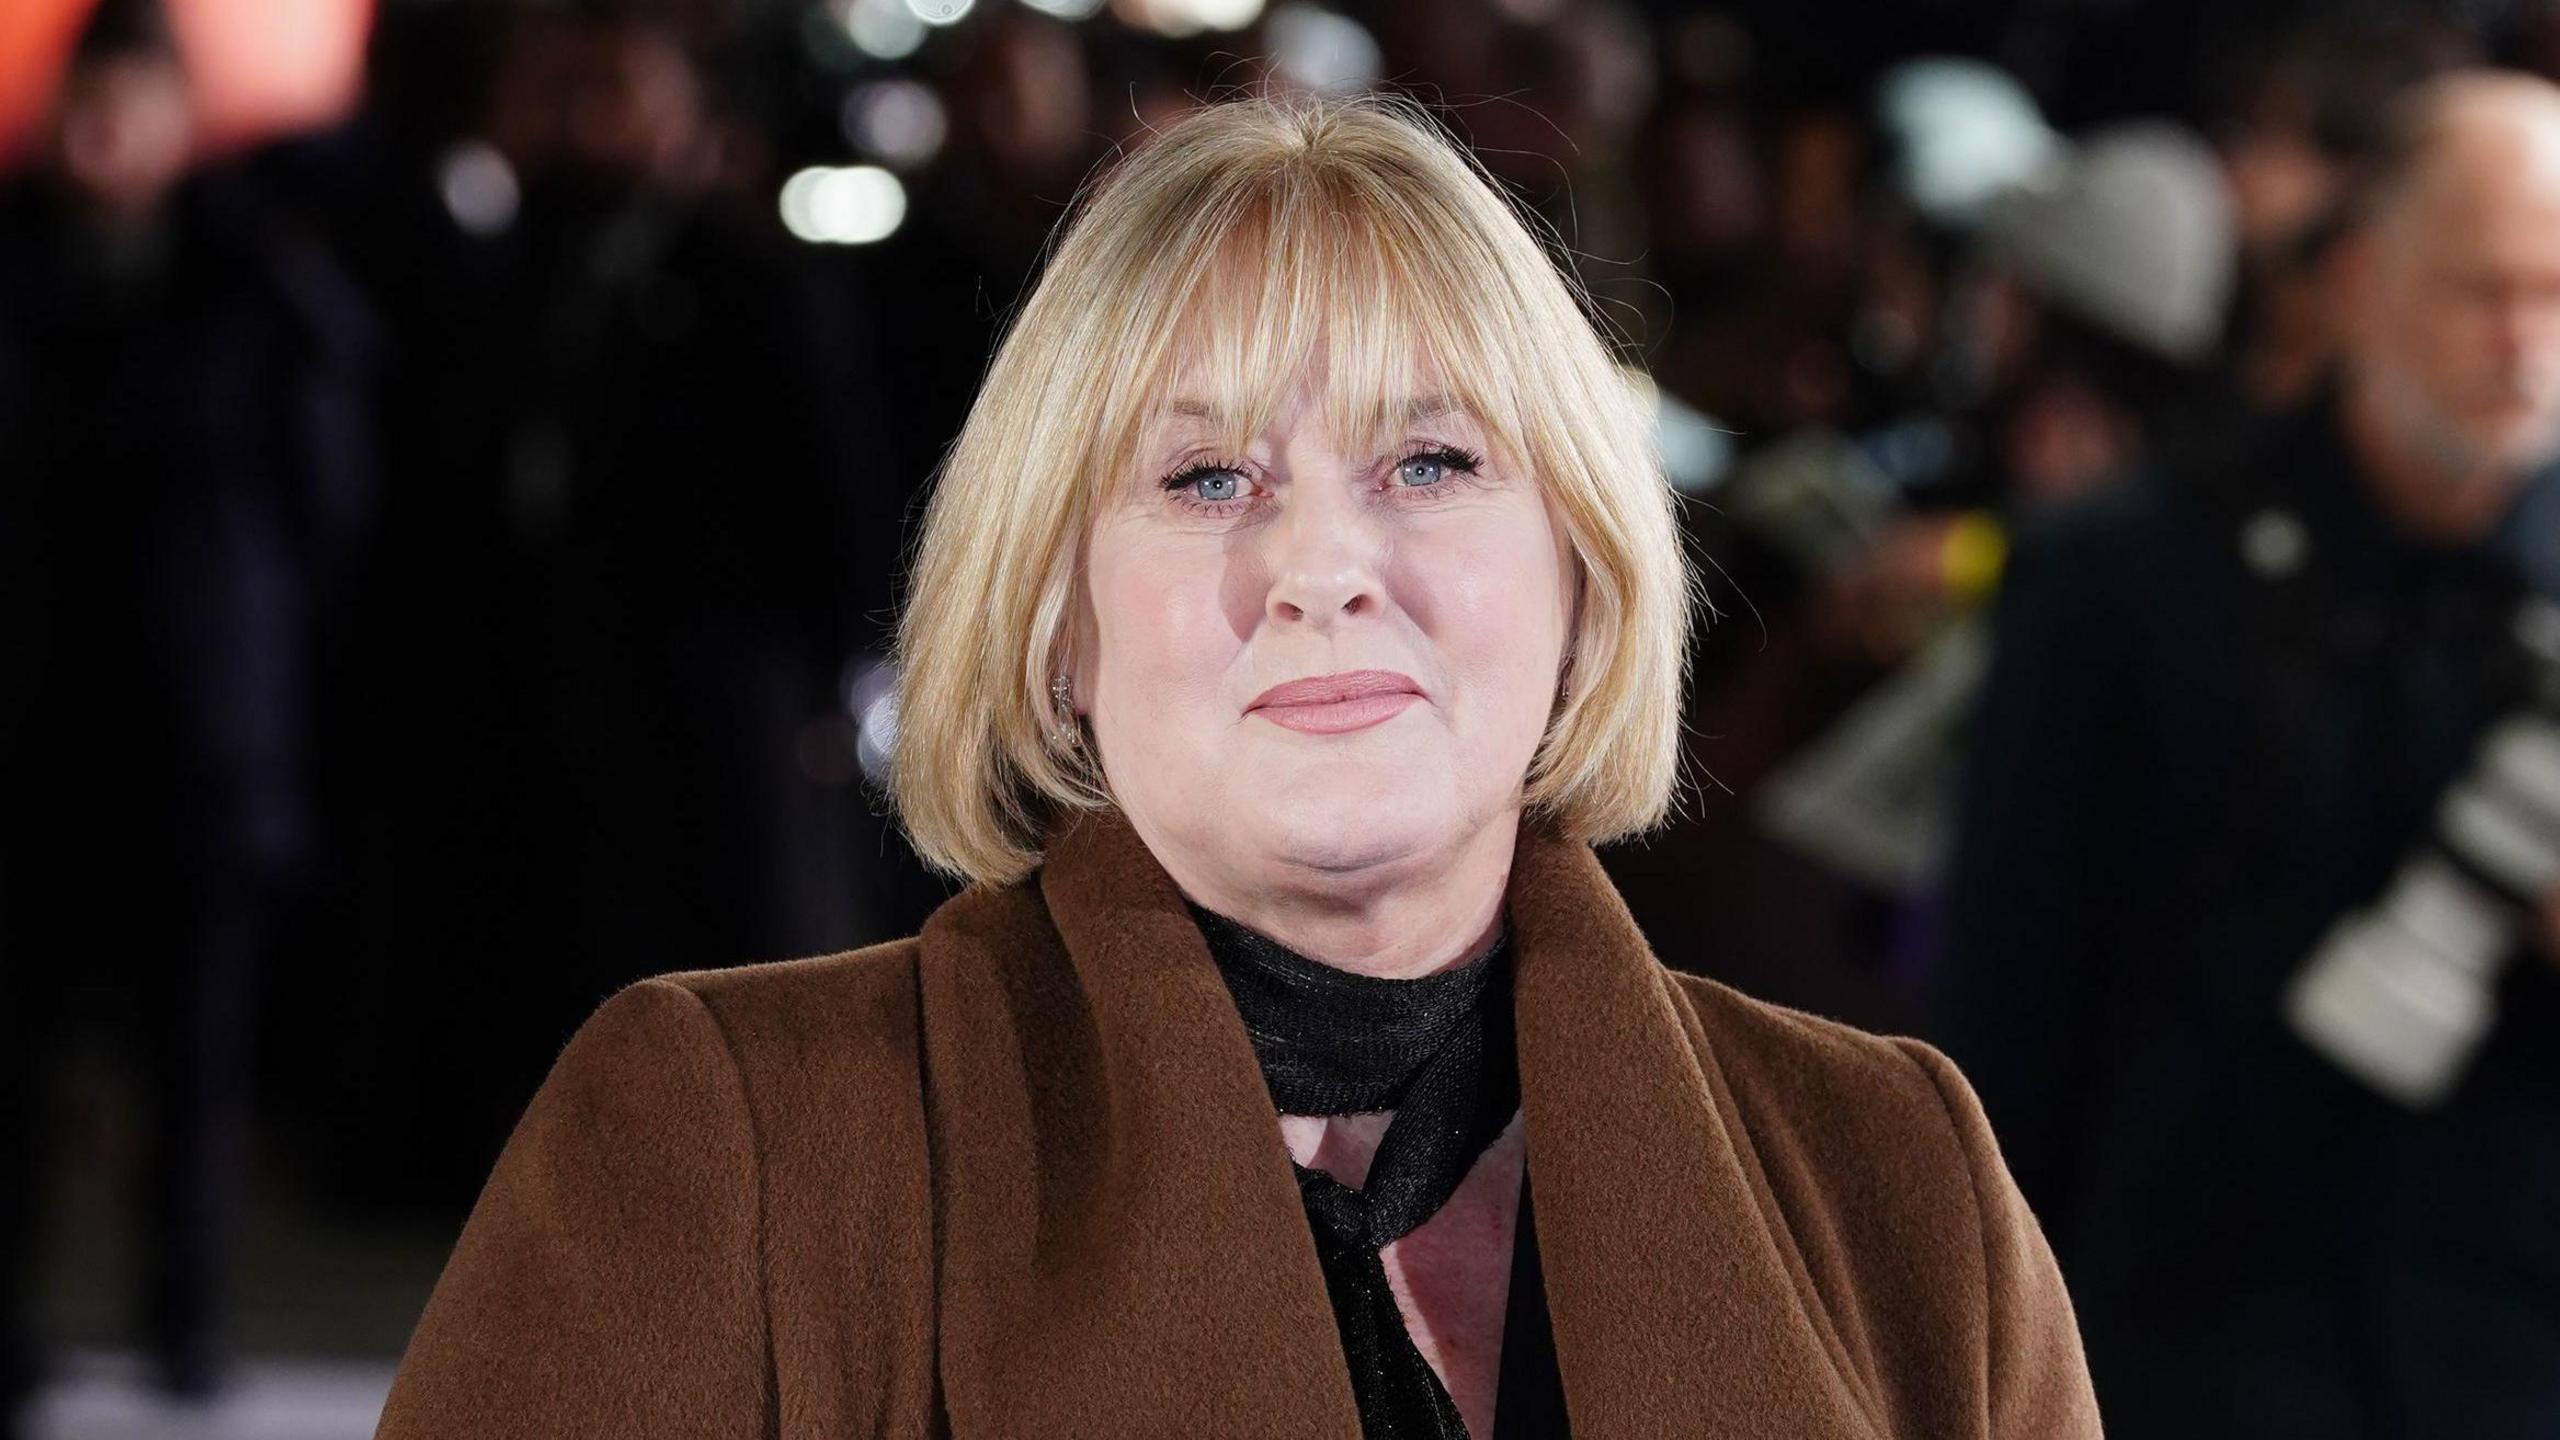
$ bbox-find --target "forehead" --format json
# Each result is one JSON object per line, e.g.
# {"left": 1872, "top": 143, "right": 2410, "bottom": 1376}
{"left": 1118, "top": 241, "right": 1520, "bottom": 465}
{"left": 1062, "top": 130, "right": 1575, "bottom": 500}
{"left": 2404, "top": 187, "right": 2560, "bottom": 281}
{"left": 2391, "top": 118, "right": 2560, "bottom": 268}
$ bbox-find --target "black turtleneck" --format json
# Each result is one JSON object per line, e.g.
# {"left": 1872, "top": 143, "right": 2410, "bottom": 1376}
{"left": 1189, "top": 903, "right": 1569, "bottom": 1439}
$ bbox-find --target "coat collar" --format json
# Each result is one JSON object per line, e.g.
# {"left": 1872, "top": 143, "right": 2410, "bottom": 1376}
{"left": 914, "top": 806, "right": 1878, "bottom": 1436}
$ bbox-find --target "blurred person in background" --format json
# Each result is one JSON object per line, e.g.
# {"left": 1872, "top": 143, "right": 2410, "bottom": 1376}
{"left": 1951, "top": 120, "right": 2234, "bottom": 508}
{"left": 1373, "top": 0, "right": 1658, "bottom": 346}
{"left": 1646, "top": 98, "right": 1878, "bottom": 440}
{"left": 1608, "top": 85, "right": 2237, "bottom": 1024}
{"left": 319, "top": 1, "right": 880, "bottom": 1210}
{"left": 1937, "top": 70, "right": 2560, "bottom": 1437}
{"left": 1809, "top": 114, "right": 2235, "bottom": 667}
{"left": 1599, "top": 75, "right": 1928, "bottom": 1017}
{"left": 838, "top": 7, "right": 1125, "bottom": 947}
{"left": 2211, "top": 5, "right": 2476, "bottom": 412}
{"left": 0, "top": 0, "right": 376, "bottom": 1421}
{"left": 865, "top": 5, "right": 1098, "bottom": 593}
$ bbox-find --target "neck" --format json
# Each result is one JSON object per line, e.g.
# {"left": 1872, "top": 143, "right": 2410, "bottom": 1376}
{"left": 1154, "top": 813, "right": 1519, "bottom": 981}
{"left": 2339, "top": 370, "right": 2521, "bottom": 544}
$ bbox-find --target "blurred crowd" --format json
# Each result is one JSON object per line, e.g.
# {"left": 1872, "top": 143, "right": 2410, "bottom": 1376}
{"left": 9, "top": 0, "right": 2560, "bottom": 1434}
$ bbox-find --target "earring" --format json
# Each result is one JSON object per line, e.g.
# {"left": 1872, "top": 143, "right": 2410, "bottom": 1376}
{"left": 1050, "top": 674, "right": 1079, "bottom": 746}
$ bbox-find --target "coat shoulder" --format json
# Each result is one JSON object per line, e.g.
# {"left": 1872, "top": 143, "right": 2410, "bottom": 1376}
{"left": 634, "top": 939, "right": 939, "bottom": 1196}
{"left": 648, "top": 935, "right": 927, "bottom": 1065}
{"left": 1662, "top": 967, "right": 2017, "bottom": 1237}
{"left": 1664, "top": 969, "right": 1953, "bottom": 1139}
{"left": 657, "top": 933, "right": 925, "bottom": 996}
{"left": 643, "top": 937, "right": 945, "bottom": 1423}
{"left": 1664, "top": 970, "right": 2101, "bottom": 1435}
{"left": 1663, "top": 968, "right": 1980, "bottom": 1257}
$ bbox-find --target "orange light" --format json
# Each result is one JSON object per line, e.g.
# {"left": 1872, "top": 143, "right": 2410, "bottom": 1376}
{"left": 170, "top": 0, "right": 372, "bottom": 156}
{"left": 0, "top": 0, "right": 94, "bottom": 170}
{"left": 0, "top": 0, "right": 372, "bottom": 171}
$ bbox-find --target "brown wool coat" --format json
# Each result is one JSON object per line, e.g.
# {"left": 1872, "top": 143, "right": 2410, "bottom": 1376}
{"left": 377, "top": 809, "right": 2102, "bottom": 1438}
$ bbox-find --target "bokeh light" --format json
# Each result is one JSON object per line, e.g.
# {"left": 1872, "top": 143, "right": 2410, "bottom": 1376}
{"left": 779, "top": 163, "right": 908, "bottom": 245}
{"left": 842, "top": 77, "right": 948, "bottom": 171}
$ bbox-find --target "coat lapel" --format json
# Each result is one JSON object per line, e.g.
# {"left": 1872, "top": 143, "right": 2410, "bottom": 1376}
{"left": 1507, "top": 828, "right": 1883, "bottom": 1436}
{"left": 917, "top": 807, "right": 1880, "bottom": 1437}
{"left": 918, "top": 809, "right": 1365, "bottom": 1437}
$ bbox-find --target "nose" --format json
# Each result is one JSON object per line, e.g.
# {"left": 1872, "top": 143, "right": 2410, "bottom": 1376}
{"left": 1263, "top": 498, "right": 1384, "bottom": 630}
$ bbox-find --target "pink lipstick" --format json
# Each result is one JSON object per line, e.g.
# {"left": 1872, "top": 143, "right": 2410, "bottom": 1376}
{"left": 1246, "top": 669, "right": 1424, "bottom": 735}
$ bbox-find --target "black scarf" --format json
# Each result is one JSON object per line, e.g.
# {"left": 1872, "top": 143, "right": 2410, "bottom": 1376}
{"left": 1190, "top": 902, "right": 1563, "bottom": 1438}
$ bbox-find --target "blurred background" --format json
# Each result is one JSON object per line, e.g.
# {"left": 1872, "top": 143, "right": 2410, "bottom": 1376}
{"left": 8, "top": 0, "right": 2560, "bottom": 1435}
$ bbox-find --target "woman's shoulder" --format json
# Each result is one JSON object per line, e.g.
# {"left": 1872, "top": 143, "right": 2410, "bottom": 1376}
{"left": 1660, "top": 968, "right": 2008, "bottom": 1223}
{"left": 656, "top": 935, "right": 925, "bottom": 1012}
{"left": 503, "top": 941, "right": 934, "bottom": 1150}
{"left": 1664, "top": 968, "right": 1958, "bottom": 1111}
{"left": 628, "top": 935, "right": 931, "bottom": 1077}
{"left": 1662, "top": 968, "right": 2098, "bottom": 1434}
{"left": 380, "top": 938, "right": 944, "bottom": 1436}
{"left": 546, "top": 941, "right": 941, "bottom": 1218}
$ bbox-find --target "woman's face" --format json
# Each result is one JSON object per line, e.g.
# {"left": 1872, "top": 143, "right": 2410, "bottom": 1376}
{"left": 1078, "top": 370, "right": 1577, "bottom": 906}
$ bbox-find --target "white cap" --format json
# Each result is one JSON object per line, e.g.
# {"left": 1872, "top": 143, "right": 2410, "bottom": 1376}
{"left": 1876, "top": 58, "right": 2064, "bottom": 226}
{"left": 1978, "top": 121, "right": 2237, "bottom": 364}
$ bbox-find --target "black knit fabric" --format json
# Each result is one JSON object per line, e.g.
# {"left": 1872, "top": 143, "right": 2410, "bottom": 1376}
{"left": 1190, "top": 902, "right": 1563, "bottom": 1439}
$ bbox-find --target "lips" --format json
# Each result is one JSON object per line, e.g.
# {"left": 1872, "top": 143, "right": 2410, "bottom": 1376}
{"left": 1246, "top": 669, "right": 1424, "bottom": 735}
{"left": 1248, "top": 669, "right": 1421, "bottom": 709}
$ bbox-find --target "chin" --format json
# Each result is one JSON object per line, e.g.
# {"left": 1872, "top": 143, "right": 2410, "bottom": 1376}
{"left": 1244, "top": 773, "right": 1474, "bottom": 879}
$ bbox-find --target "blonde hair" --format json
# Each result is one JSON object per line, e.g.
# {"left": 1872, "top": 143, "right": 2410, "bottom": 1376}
{"left": 893, "top": 92, "right": 1692, "bottom": 885}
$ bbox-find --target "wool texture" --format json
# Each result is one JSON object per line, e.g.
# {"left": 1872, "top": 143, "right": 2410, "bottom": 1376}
{"left": 376, "top": 808, "right": 2102, "bottom": 1438}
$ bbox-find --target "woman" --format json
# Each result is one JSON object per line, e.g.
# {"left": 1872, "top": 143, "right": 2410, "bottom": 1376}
{"left": 378, "top": 95, "right": 2099, "bottom": 1438}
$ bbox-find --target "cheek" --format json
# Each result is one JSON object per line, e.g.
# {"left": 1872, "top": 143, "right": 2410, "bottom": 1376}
{"left": 1392, "top": 505, "right": 1574, "bottom": 716}
{"left": 1086, "top": 527, "right": 1242, "bottom": 706}
{"left": 2423, "top": 290, "right": 2509, "bottom": 380}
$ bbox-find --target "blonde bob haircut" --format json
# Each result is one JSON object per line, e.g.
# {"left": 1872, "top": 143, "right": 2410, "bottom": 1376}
{"left": 893, "top": 92, "right": 1693, "bottom": 885}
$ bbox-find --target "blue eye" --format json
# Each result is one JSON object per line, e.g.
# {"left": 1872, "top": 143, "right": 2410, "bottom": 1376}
{"left": 1161, "top": 461, "right": 1249, "bottom": 506}
{"left": 1392, "top": 446, "right": 1482, "bottom": 488}
{"left": 1395, "top": 455, "right": 1450, "bottom": 487}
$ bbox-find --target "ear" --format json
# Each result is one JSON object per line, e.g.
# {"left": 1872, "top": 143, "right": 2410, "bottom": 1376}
{"left": 1055, "top": 551, "right": 1102, "bottom": 716}
{"left": 1047, "top": 635, "right": 1085, "bottom": 719}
